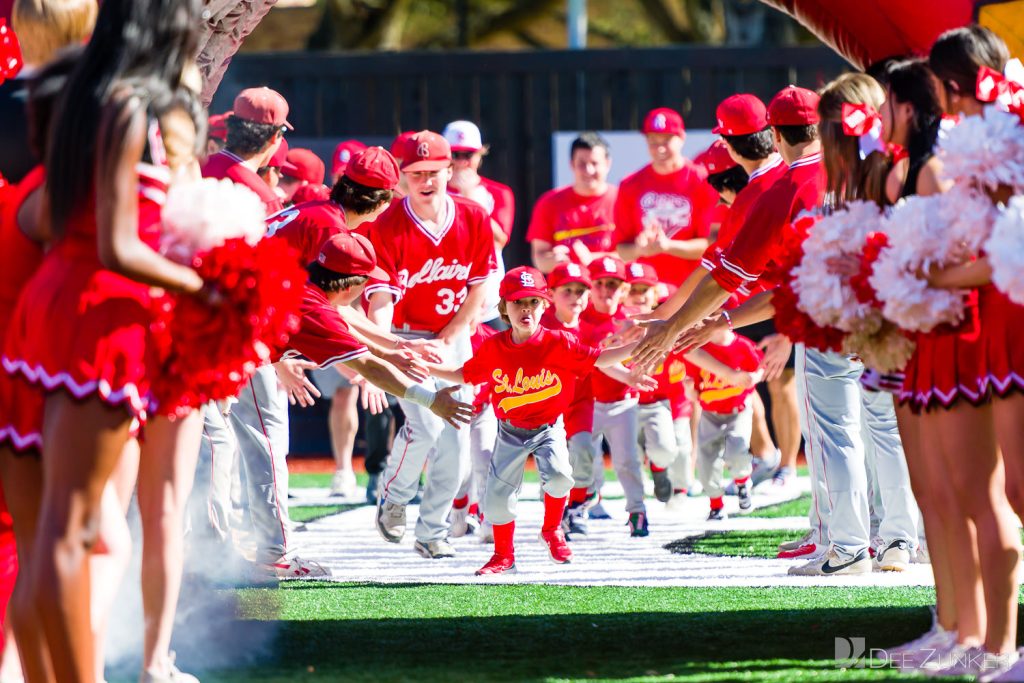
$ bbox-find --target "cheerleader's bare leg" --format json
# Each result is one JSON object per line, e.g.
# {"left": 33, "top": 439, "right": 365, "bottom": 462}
{"left": 0, "top": 447, "right": 49, "bottom": 682}
{"left": 33, "top": 393, "right": 134, "bottom": 683}
{"left": 135, "top": 411, "right": 204, "bottom": 678}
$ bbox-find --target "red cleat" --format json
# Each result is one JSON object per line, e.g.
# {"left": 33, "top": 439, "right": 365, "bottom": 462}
{"left": 539, "top": 529, "right": 573, "bottom": 564}
{"left": 777, "top": 543, "right": 817, "bottom": 559}
{"left": 476, "top": 553, "right": 516, "bottom": 575}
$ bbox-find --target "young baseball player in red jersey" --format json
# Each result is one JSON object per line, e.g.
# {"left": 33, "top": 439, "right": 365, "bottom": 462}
{"left": 613, "top": 108, "right": 719, "bottom": 287}
{"left": 430, "top": 267, "right": 641, "bottom": 575}
{"left": 527, "top": 132, "right": 618, "bottom": 273}
{"left": 683, "top": 325, "right": 763, "bottom": 520}
{"left": 365, "top": 130, "right": 497, "bottom": 559}
{"left": 581, "top": 256, "right": 652, "bottom": 536}
{"left": 625, "top": 262, "right": 690, "bottom": 503}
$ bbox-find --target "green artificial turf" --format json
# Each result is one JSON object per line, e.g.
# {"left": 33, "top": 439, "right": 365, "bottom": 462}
{"left": 155, "top": 583, "right": 940, "bottom": 682}
{"left": 749, "top": 494, "right": 812, "bottom": 519}
{"left": 289, "top": 504, "right": 360, "bottom": 523}
{"left": 289, "top": 471, "right": 369, "bottom": 489}
{"left": 676, "top": 529, "right": 804, "bottom": 559}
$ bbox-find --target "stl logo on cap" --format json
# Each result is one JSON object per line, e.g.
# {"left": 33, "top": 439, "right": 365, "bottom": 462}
{"left": 629, "top": 263, "right": 644, "bottom": 277}
{"left": 339, "top": 150, "right": 352, "bottom": 163}
{"left": 567, "top": 263, "right": 582, "bottom": 277}
{"left": 417, "top": 142, "right": 430, "bottom": 159}
{"left": 520, "top": 271, "right": 537, "bottom": 288}
{"left": 601, "top": 257, "right": 616, "bottom": 273}
{"left": 652, "top": 113, "right": 667, "bottom": 130}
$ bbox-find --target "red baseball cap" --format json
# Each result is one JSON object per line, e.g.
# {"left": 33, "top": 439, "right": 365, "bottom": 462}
{"left": 208, "top": 111, "right": 231, "bottom": 141}
{"left": 499, "top": 266, "right": 552, "bottom": 302}
{"left": 401, "top": 130, "right": 452, "bottom": 172}
{"left": 345, "top": 146, "right": 401, "bottom": 190}
{"left": 233, "top": 87, "right": 293, "bottom": 130}
{"left": 547, "top": 262, "right": 593, "bottom": 289}
{"left": 589, "top": 256, "right": 627, "bottom": 281}
{"left": 267, "top": 139, "right": 295, "bottom": 171}
{"left": 626, "top": 261, "right": 658, "bottom": 286}
{"left": 693, "top": 139, "right": 738, "bottom": 175}
{"left": 331, "top": 139, "right": 368, "bottom": 177}
{"left": 389, "top": 131, "right": 417, "bottom": 161}
{"left": 317, "top": 231, "right": 388, "bottom": 280}
{"left": 712, "top": 94, "right": 768, "bottom": 136}
{"left": 282, "top": 148, "right": 325, "bottom": 185}
{"left": 767, "top": 86, "right": 820, "bottom": 126}
{"left": 642, "top": 107, "right": 685, "bottom": 136}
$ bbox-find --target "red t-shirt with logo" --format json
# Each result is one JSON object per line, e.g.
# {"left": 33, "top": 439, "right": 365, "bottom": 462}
{"left": 470, "top": 323, "right": 500, "bottom": 413}
{"left": 526, "top": 185, "right": 618, "bottom": 263}
{"left": 579, "top": 304, "right": 635, "bottom": 403}
{"left": 463, "top": 326, "right": 600, "bottom": 429}
{"left": 541, "top": 307, "right": 594, "bottom": 437}
{"left": 201, "top": 150, "right": 284, "bottom": 216}
{"left": 266, "top": 199, "right": 347, "bottom": 267}
{"left": 280, "top": 283, "right": 369, "bottom": 367}
{"left": 363, "top": 195, "right": 496, "bottom": 333}
{"left": 640, "top": 348, "right": 687, "bottom": 406}
{"left": 613, "top": 162, "right": 718, "bottom": 285}
{"left": 707, "top": 153, "right": 825, "bottom": 294}
{"left": 684, "top": 333, "right": 761, "bottom": 413}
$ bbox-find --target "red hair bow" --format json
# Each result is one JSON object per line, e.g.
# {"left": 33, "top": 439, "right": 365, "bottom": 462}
{"left": 841, "top": 103, "right": 880, "bottom": 136}
{"left": 976, "top": 61, "right": 1024, "bottom": 115}
{"left": 0, "top": 20, "right": 23, "bottom": 85}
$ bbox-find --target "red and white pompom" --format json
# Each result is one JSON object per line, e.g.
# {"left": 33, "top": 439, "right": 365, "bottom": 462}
{"left": 870, "top": 186, "right": 997, "bottom": 333}
{"left": 843, "top": 322, "right": 916, "bottom": 374}
{"left": 792, "top": 200, "right": 883, "bottom": 333}
{"left": 939, "top": 107, "right": 1024, "bottom": 193}
{"left": 160, "top": 178, "right": 267, "bottom": 264}
{"left": 987, "top": 195, "right": 1024, "bottom": 305}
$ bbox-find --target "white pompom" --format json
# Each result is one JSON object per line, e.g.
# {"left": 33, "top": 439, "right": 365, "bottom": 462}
{"left": 987, "top": 195, "right": 1024, "bottom": 306}
{"left": 844, "top": 322, "right": 916, "bottom": 374}
{"left": 870, "top": 188, "right": 995, "bottom": 333}
{"left": 939, "top": 107, "right": 1024, "bottom": 193}
{"left": 792, "top": 200, "right": 882, "bottom": 333}
{"left": 160, "top": 178, "right": 268, "bottom": 263}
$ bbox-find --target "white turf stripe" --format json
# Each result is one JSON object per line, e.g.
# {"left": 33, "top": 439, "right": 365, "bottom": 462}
{"left": 289, "top": 476, "right": 937, "bottom": 588}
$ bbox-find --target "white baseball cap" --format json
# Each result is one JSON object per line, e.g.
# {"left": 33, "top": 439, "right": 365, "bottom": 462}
{"left": 442, "top": 120, "right": 483, "bottom": 153}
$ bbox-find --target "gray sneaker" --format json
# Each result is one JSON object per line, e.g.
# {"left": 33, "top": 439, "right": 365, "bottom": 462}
{"left": 414, "top": 539, "right": 456, "bottom": 559}
{"left": 750, "top": 449, "right": 781, "bottom": 487}
{"left": 875, "top": 539, "right": 911, "bottom": 572}
{"left": 651, "top": 468, "right": 673, "bottom": 503}
{"left": 788, "top": 549, "right": 871, "bottom": 576}
{"left": 376, "top": 500, "right": 406, "bottom": 543}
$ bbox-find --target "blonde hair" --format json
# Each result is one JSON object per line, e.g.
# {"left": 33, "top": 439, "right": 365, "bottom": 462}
{"left": 817, "top": 72, "right": 891, "bottom": 209}
{"left": 12, "top": 0, "right": 97, "bottom": 66}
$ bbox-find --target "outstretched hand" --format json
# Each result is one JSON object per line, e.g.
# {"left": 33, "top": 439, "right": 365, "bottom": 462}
{"left": 673, "top": 315, "right": 723, "bottom": 354}
{"left": 758, "top": 334, "right": 793, "bottom": 382}
{"left": 630, "top": 319, "right": 680, "bottom": 373}
{"left": 430, "top": 385, "right": 475, "bottom": 429}
{"left": 276, "top": 358, "right": 321, "bottom": 407}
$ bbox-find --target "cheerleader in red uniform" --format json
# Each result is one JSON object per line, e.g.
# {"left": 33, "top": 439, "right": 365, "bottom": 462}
{"left": 0, "top": 1, "right": 209, "bottom": 680}
{"left": 910, "top": 26, "right": 1023, "bottom": 674}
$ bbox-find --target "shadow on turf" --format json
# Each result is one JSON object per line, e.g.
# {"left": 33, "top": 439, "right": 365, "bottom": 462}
{"left": 208, "top": 586, "right": 934, "bottom": 682}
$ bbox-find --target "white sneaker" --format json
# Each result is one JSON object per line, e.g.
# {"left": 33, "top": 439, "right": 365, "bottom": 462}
{"left": 882, "top": 621, "right": 954, "bottom": 668}
{"left": 918, "top": 640, "right": 972, "bottom": 673}
{"left": 787, "top": 549, "right": 871, "bottom": 576}
{"left": 266, "top": 555, "right": 332, "bottom": 579}
{"left": 449, "top": 506, "right": 470, "bottom": 538}
{"left": 982, "top": 649, "right": 1024, "bottom": 681}
{"left": 330, "top": 469, "right": 358, "bottom": 498}
{"left": 139, "top": 652, "right": 198, "bottom": 683}
{"left": 874, "top": 539, "right": 911, "bottom": 572}
{"left": 935, "top": 645, "right": 1018, "bottom": 679}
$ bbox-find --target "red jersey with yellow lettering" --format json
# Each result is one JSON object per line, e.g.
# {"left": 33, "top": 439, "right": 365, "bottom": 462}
{"left": 640, "top": 349, "right": 687, "bottom": 405}
{"left": 613, "top": 162, "right": 718, "bottom": 285}
{"left": 463, "top": 326, "right": 600, "bottom": 429}
{"left": 280, "top": 283, "right": 369, "bottom": 367}
{"left": 579, "top": 305, "right": 636, "bottom": 403}
{"left": 684, "top": 333, "right": 761, "bottom": 413}
{"left": 541, "top": 306, "right": 594, "bottom": 436}
{"left": 266, "top": 199, "right": 347, "bottom": 267}
{"left": 526, "top": 185, "right": 618, "bottom": 263}
{"left": 363, "top": 195, "right": 496, "bottom": 333}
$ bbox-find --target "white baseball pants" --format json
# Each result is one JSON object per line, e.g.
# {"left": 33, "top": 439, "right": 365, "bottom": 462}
{"left": 592, "top": 397, "right": 645, "bottom": 514}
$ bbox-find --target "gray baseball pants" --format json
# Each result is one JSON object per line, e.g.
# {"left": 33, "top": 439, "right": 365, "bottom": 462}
{"left": 457, "top": 402, "right": 498, "bottom": 505}
{"left": 483, "top": 418, "right": 574, "bottom": 526}
{"left": 637, "top": 399, "right": 682, "bottom": 470}
{"left": 670, "top": 416, "right": 694, "bottom": 491}
{"left": 380, "top": 330, "right": 471, "bottom": 543}
{"left": 592, "top": 397, "right": 645, "bottom": 514}
{"left": 696, "top": 404, "right": 753, "bottom": 498}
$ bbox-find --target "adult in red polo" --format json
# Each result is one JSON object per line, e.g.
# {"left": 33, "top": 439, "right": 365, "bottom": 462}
{"left": 365, "top": 130, "right": 496, "bottom": 560}
{"left": 634, "top": 86, "right": 825, "bottom": 368}
{"left": 443, "top": 119, "right": 516, "bottom": 326}
{"left": 201, "top": 86, "right": 292, "bottom": 215}
{"left": 527, "top": 132, "right": 618, "bottom": 273}
{"left": 614, "top": 108, "right": 719, "bottom": 286}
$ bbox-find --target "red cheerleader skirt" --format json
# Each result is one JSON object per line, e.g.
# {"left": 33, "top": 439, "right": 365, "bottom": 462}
{"left": 0, "top": 237, "right": 163, "bottom": 452}
{"left": 980, "top": 284, "right": 1024, "bottom": 398}
{"left": 899, "top": 290, "right": 988, "bottom": 412}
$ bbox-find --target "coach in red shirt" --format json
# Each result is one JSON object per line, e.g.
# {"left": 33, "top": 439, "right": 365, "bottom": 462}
{"left": 614, "top": 108, "right": 718, "bottom": 286}
{"left": 201, "top": 86, "right": 291, "bottom": 216}
{"left": 527, "top": 132, "right": 618, "bottom": 273}
{"left": 633, "top": 86, "right": 825, "bottom": 370}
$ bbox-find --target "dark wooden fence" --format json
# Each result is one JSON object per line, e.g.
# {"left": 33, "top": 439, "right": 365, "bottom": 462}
{"left": 215, "top": 45, "right": 848, "bottom": 271}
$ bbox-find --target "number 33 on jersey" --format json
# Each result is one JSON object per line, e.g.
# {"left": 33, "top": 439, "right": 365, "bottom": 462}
{"left": 363, "top": 194, "right": 496, "bottom": 333}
